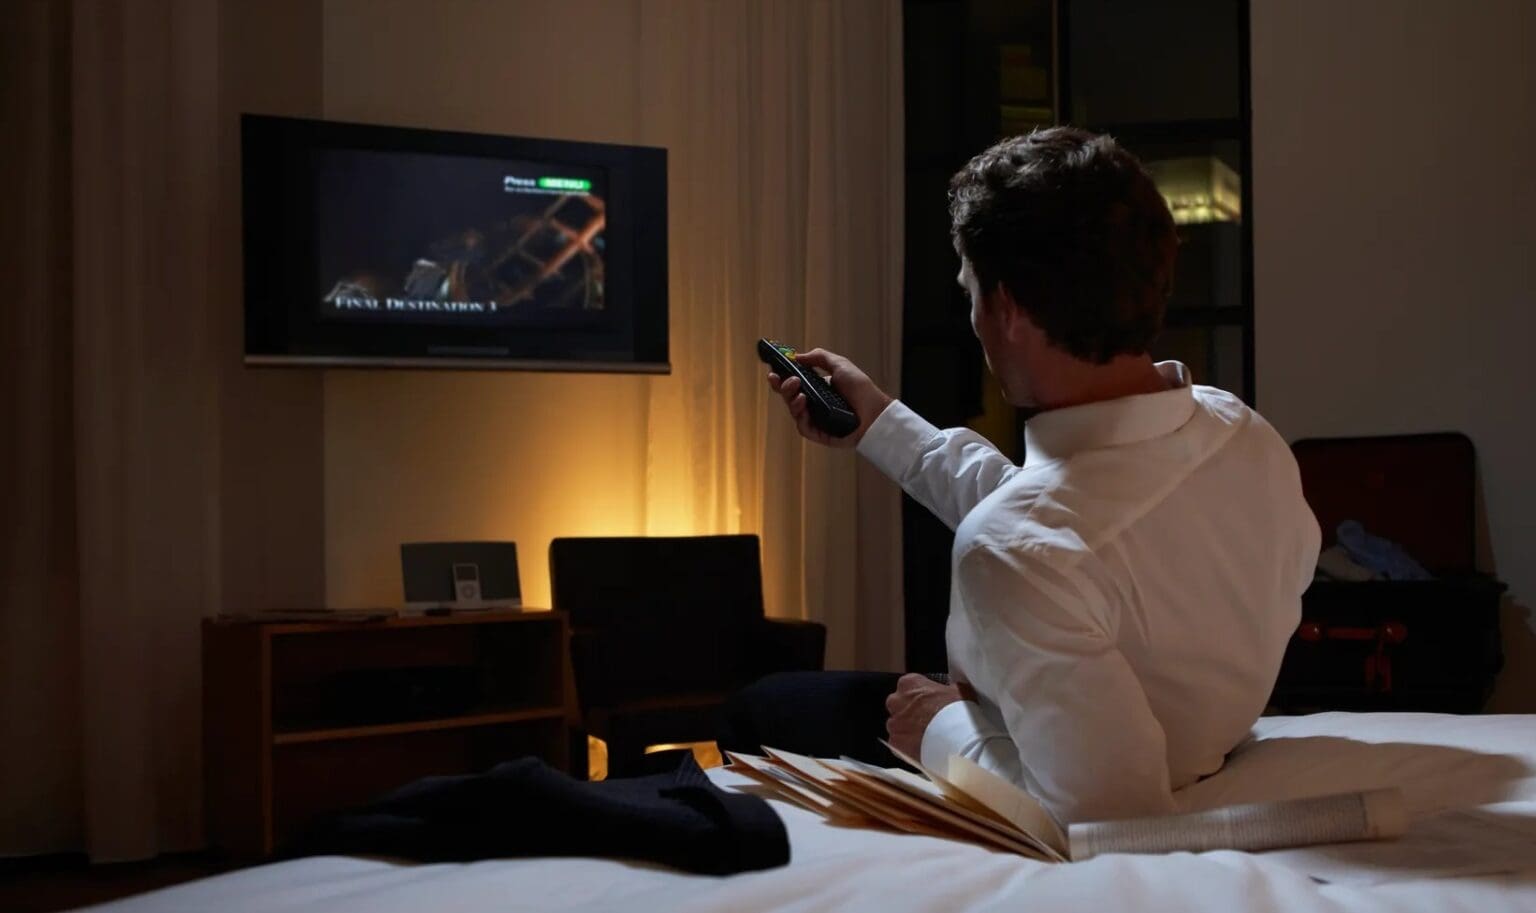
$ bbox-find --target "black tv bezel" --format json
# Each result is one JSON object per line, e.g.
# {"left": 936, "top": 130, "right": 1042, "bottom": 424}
{"left": 241, "top": 114, "right": 669, "bottom": 373}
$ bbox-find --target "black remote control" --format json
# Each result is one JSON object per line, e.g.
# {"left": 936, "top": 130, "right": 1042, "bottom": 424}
{"left": 757, "top": 339, "right": 860, "bottom": 438}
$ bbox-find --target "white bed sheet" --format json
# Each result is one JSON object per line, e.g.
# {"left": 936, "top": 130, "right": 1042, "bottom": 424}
{"left": 85, "top": 712, "right": 1536, "bottom": 913}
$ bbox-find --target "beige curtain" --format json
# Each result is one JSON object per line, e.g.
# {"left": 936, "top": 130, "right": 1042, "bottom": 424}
{"left": 638, "top": 0, "right": 906, "bottom": 671}
{"left": 2, "top": 0, "right": 221, "bottom": 860}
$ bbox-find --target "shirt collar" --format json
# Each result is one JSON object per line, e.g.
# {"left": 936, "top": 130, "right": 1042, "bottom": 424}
{"left": 1022, "top": 361, "right": 1196, "bottom": 466}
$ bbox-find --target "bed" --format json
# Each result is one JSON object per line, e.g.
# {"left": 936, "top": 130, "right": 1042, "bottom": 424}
{"left": 85, "top": 712, "right": 1536, "bottom": 913}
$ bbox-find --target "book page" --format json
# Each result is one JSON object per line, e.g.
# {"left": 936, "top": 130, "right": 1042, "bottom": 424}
{"left": 756, "top": 747, "right": 1054, "bottom": 856}
{"left": 760, "top": 748, "right": 945, "bottom": 836}
{"left": 878, "top": 741, "right": 1046, "bottom": 830}
{"left": 946, "top": 755, "right": 1069, "bottom": 857}
{"left": 830, "top": 757, "right": 1056, "bottom": 860}
{"left": 833, "top": 767, "right": 1048, "bottom": 858}
{"left": 1067, "top": 788, "right": 1408, "bottom": 861}
{"left": 725, "top": 752, "right": 841, "bottom": 816}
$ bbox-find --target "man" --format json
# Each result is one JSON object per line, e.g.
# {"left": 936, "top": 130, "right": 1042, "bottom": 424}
{"left": 719, "top": 127, "right": 1320, "bottom": 825}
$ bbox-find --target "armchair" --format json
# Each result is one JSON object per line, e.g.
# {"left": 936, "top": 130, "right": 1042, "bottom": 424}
{"left": 549, "top": 535, "right": 826, "bottom": 777}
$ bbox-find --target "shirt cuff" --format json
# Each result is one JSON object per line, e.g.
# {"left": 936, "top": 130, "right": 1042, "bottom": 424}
{"left": 856, "top": 399, "right": 940, "bottom": 482}
{"left": 920, "top": 700, "right": 1003, "bottom": 773}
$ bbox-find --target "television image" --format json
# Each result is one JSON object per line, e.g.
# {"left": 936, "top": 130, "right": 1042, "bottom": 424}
{"left": 242, "top": 115, "right": 668, "bottom": 371}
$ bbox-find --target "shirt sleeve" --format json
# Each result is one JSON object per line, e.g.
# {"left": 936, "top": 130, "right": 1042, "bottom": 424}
{"left": 932, "top": 542, "right": 1178, "bottom": 825}
{"left": 919, "top": 700, "right": 1011, "bottom": 773}
{"left": 856, "top": 400, "right": 1021, "bottom": 531}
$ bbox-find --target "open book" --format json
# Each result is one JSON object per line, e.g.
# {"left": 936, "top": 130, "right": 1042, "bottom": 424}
{"left": 726, "top": 743, "right": 1407, "bottom": 862}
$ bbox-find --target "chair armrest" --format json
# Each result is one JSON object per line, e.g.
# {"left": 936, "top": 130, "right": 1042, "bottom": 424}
{"left": 746, "top": 617, "right": 826, "bottom": 679}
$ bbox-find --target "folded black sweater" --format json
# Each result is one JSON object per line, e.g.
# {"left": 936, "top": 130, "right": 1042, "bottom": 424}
{"left": 283, "top": 755, "right": 788, "bottom": 876}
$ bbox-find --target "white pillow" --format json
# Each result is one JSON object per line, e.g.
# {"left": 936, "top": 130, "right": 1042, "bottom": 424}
{"left": 1175, "top": 711, "right": 1536, "bottom": 816}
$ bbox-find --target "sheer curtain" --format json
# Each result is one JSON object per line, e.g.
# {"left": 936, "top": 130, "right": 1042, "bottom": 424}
{"left": 638, "top": 0, "right": 906, "bottom": 671}
{"left": 1, "top": 0, "right": 82, "bottom": 859}
{"left": 1, "top": 0, "right": 222, "bottom": 861}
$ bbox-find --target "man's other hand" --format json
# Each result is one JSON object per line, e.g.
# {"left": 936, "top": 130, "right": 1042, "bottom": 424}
{"left": 884, "top": 673, "right": 966, "bottom": 760}
{"left": 765, "top": 347, "right": 893, "bottom": 448}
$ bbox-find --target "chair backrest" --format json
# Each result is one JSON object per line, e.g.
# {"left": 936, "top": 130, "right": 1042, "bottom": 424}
{"left": 550, "top": 535, "right": 766, "bottom": 627}
{"left": 549, "top": 535, "right": 766, "bottom": 706}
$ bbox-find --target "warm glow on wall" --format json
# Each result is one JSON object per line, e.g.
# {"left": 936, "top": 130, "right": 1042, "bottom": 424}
{"left": 324, "top": 371, "right": 692, "bottom": 612}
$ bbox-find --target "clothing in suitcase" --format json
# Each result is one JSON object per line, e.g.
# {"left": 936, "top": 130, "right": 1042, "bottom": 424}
{"left": 1270, "top": 432, "right": 1505, "bottom": 713}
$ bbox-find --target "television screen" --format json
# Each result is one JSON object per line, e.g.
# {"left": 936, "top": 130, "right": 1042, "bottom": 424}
{"left": 242, "top": 115, "right": 668, "bottom": 372}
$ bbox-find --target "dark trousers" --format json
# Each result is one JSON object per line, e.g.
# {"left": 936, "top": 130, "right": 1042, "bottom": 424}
{"left": 717, "top": 670, "right": 903, "bottom": 767}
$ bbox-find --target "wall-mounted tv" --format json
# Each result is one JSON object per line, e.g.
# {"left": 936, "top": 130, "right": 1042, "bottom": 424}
{"left": 242, "top": 115, "right": 668, "bottom": 372}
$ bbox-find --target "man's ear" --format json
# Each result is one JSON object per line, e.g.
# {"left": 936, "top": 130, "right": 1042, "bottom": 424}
{"left": 994, "top": 284, "right": 1052, "bottom": 355}
{"left": 992, "top": 283, "right": 1027, "bottom": 343}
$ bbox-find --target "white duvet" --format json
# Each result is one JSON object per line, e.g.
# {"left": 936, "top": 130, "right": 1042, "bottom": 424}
{"left": 86, "top": 712, "right": 1536, "bottom": 913}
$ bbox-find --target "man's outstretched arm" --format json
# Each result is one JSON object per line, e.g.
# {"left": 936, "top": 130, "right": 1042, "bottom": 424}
{"left": 767, "top": 347, "right": 1018, "bottom": 530}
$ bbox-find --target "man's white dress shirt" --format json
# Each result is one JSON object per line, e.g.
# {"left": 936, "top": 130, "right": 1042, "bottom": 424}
{"left": 857, "top": 362, "right": 1320, "bottom": 825}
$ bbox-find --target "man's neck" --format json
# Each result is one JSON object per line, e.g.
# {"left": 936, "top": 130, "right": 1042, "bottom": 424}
{"left": 1029, "top": 353, "right": 1168, "bottom": 411}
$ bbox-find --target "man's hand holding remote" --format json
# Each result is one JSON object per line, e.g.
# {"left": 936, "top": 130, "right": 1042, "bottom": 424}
{"left": 766, "top": 347, "right": 892, "bottom": 448}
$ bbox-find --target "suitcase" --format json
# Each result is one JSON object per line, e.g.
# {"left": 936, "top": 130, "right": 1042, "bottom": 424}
{"left": 1270, "top": 432, "right": 1506, "bottom": 713}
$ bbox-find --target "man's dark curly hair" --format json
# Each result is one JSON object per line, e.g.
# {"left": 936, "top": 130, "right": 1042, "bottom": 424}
{"left": 948, "top": 127, "right": 1177, "bottom": 364}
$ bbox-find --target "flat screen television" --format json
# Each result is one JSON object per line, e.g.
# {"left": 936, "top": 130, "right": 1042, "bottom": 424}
{"left": 241, "top": 115, "right": 668, "bottom": 372}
